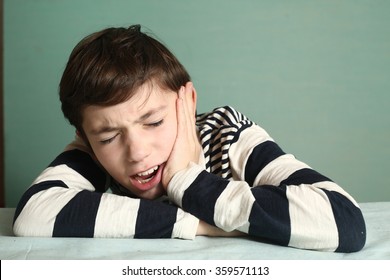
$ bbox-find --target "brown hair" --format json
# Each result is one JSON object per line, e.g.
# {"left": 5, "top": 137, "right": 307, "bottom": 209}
{"left": 59, "top": 25, "right": 190, "bottom": 132}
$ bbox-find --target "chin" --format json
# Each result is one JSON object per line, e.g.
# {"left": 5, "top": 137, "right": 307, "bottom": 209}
{"left": 138, "top": 186, "right": 165, "bottom": 200}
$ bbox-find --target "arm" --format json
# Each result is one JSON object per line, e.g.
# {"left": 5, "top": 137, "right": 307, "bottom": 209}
{"left": 13, "top": 143, "right": 199, "bottom": 240}
{"left": 165, "top": 103, "right": 366, "bottom": 252}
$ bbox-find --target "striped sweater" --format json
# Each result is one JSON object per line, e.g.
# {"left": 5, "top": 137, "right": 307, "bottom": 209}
{"left": 13, "top": 106, "right": 366, "bottom": 252}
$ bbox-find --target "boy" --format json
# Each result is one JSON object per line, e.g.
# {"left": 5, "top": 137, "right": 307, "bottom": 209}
{"left": 13, "top": 25, "right": 366, "bottom": 252}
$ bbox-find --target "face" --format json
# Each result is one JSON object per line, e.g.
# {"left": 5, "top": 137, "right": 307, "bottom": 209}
{"left": 82, "top": 83, "right": 178, "bottom": 200}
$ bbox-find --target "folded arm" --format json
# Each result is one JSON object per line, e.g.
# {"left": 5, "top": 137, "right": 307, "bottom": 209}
{"left": 167, "top": 109, "right": 366, "bottom": 252}
{"left": 13, "top": 149, "right": 199, "bottom": 239}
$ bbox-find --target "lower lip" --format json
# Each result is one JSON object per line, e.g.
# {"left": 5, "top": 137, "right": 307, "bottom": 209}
{"left": 130, "top": 164, "right": 165, "bottom": 192}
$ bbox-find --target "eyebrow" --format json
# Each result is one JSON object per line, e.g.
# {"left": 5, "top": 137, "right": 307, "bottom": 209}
{"left": 137, "top": 105, "right": 167, "bottom": 122}
{"left": 89, "top": 105, "right": 168, "bottom": 136}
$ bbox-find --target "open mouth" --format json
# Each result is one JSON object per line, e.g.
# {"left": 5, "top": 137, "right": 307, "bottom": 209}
{"left": 127, "top": 163, "right": 166, "bottom": 198}
{"left": 133, "top": 165, "right": 160, "bottom": 184}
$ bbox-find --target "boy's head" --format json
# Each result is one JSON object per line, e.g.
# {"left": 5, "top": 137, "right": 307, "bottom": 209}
{"left": 59, "top": 25, "right": 195, "bottom": 199}
{"left": 59, "top": 24, "right": 190, "bottom": 134}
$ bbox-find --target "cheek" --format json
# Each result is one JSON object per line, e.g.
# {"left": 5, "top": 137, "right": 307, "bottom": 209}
{"left": 91, "top": 146, "right": 122, "bottom": 174}
{"left": 158, "top": 122, "right": 177, "bottom": 155}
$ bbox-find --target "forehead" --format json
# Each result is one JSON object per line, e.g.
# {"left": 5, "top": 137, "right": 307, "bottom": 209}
{"left": 81, "top": 84, "right": 177, "bottom": 131}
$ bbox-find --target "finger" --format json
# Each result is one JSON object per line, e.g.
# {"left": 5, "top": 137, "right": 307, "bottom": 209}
{"left": 183, "top": 82, "right": 195, "bottom": 119}
{"left": 181, "top": 83, "right": 196, "bottom": 138}
{"left": 176, "top": 85, "right": 191, "bottom": 136}
{"left": 178, "top": 86, "right": 194, "bottom": 146}
{"left": 181, "top": 83, "right": 198, "bottom": 143}
{"left": 176, "top": 86, "right": 186, "bottom": 133}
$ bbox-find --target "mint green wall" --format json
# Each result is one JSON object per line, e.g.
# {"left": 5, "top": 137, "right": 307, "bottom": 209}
{"left": 4, "top": 0, "right": 390, "bottom": 206}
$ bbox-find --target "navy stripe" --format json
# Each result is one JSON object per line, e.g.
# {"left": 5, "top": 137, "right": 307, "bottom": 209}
{"left": 245, "top": 141, "right": 286, "bottom": 186}
{"left": 220, "top": 130, "right": 238, "bottom": 142}
{"left": 134, "top": 200, "right": 177, "bottom": 238}
{"left": 221, "top": 157, "right": 230, "bottom": 166}
{"left": 182, "top": 171, "right": 229, "bottom": 226}
{"left": 13, "top": 180, "right": 68, "bottom": 224}
{"left": 53, "top": 190, "right": 102, "bottom": 237}
{"left": 203, "top": 116, "right": 225, "bottom": 128}
{"left": 224, "top": 106, "right": 242, "bottom": 122}
{"left": 280, "top": 168, "right": 332, "bottom": 186}
{"left": 248, "top": 185, "right": 290, "bottom": 246}
{"left": 209, "top": 146, "right": 222, "bottom": 159}
{"left": 210, "top": 154, "right": 222, "bottom": 167}
{"left": 322, "top": 190, "right": 366, "bottom": 252}
{"left": 213, "top": 110, "right": 235, "bottom": 126}
{"left": 50, "top": 149, "right": 106, "bottom": 192}
{"left": 200, "top": 130, "right": 213, "bottom": 147}
{"left": 210, "top": 165, "right": 222, "bottom": 175}
{"left": 196, "top": 112, "right": 209, "bottom": 123}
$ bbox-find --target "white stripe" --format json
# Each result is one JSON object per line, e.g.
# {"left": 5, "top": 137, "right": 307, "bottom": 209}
{"left": 214, "top": 181, "right": 255, "bottom": 231}
{"left": 237, "top": 221, "right": 250, "bottom": 234}
{"left": 228, "top": 125, "right": 273, "bottom": 181}
{"left": 254, "top": 154, "right": 310, "bottom": 187}
{"left": 172, "top": 209, "right": 199, "bottom": 240}
{"left": 94, "top": 193, "right": 139, "bottom": 238}
{"left": 287, "top": 184, "right": 339, "bottom": 251}
{"left": 13, "top": 186, "right": 79, "bottom": 237}
{"left": 223, "top": 107, "right": 236, "bottom": 121}
{"left": 210, "top": 148, "right": 222, "bottom": 163}
{"left": 14, "top": 164, "right": 98, "bottom": 237}
{"left": 167, "top": 163, "right": 204, "bottom": 207}
{"left": 32, "top": 165, "right": 95, "bottom": 191}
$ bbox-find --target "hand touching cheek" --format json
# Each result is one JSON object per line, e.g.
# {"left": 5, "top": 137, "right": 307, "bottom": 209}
{"left": 162, "top": 82, "right": 201, "bottom": 189}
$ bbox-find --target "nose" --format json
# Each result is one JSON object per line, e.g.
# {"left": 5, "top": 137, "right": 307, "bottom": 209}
{"left": 125, "top": 134, "right": 151, "bottom": 163}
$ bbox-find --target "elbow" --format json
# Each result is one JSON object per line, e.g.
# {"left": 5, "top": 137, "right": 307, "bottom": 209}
{"left": 12, "top": 211, "right": 35, "bottom": 237}
{"left": 13, "top": 211, "right": 53, "bottom": 238}
{"left": 13, "top": 221, "right": 27, "bottom": 237}
{"left": 12, "top": 198, "right": 33, "bottom": 237}
{"left": 336, "top": 207, "right": 366, "bottom": 253}
{"left": 333, "top": 201, "right": 366, "bottom": 253}
{"left": 12, "top": 200, "right": 52, "bottom": 238}
{"left": 13, "top": 203, "right": 27, "bottom": 237}
{"left": 320, "top": 189, "right": 366, "bottom": 253}
{"left": 13, "top": 213, "right": 30, "bottom": 237}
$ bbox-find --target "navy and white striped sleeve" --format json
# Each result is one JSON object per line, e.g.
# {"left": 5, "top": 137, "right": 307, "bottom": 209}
{"left": 13, "top": 148, "right": 198, "bottom": 239}
{"left": 168, "top": 107, "right": 366, "bottom": 252}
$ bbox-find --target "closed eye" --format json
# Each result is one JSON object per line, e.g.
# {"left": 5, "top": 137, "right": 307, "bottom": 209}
{"left": 100, "top": 133, "right": 119, "bottom": 145}
{"left": 147, "top": 120, "right": 163, "bottom": 127}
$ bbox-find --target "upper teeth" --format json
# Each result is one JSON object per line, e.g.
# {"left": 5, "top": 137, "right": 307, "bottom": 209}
{"left": 137, "top": 166, "right": 158, "bottom": 177}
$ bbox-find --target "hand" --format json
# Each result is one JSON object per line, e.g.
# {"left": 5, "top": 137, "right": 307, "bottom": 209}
{"left": 162, "top": 82, "right": 201, "bottom": 189}
{"left": 196, "top": 220, "right": 247, "bottom": 237}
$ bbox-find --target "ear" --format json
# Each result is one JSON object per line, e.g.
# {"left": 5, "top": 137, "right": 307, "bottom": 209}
{"left": 76, "top": 129, "right": 87, "bottom": 143}
{"left": 76, "top": 129, "right": 82, "bottom": 138}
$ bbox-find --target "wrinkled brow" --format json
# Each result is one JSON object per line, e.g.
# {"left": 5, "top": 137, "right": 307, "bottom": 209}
{"left": 89, "top": 105, "right": 168, "bottom": 135}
